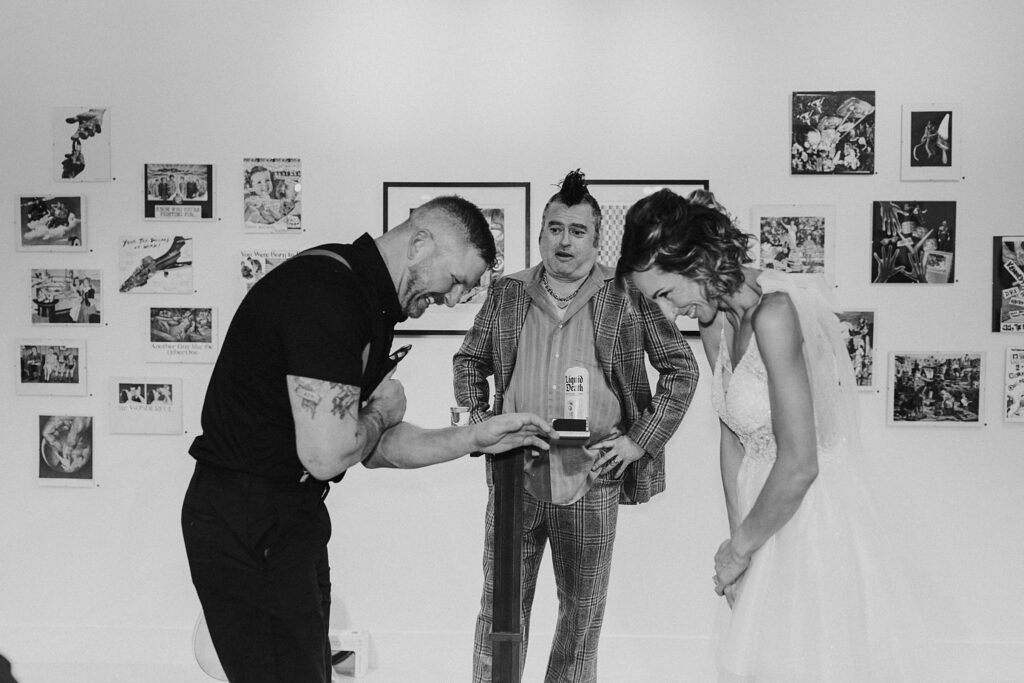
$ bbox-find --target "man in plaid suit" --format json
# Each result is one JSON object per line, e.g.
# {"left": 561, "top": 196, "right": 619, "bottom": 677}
{"left": 454, "top": 170, "right": 699, "bottom": 682}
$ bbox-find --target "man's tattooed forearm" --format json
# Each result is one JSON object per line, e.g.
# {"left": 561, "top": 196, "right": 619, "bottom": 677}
{"left": 331, "top": 386, "right": 361, "bottom": 421}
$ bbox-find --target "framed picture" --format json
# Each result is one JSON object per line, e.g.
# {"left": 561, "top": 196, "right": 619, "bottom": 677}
{"left": 383, "top": 182, "right": 530, "bottom": 334}
{"left": 17, "top": 195, "right": 86, "bottom": 251}
{"left": 585, "top": 179, "right": 709, "bottom": 334}
{"left": 110, "top": 377, "right": 183, "bottom": 434}
{"left": 38, "top": 415, "right": 95, "bottom": 487}
{"left": 871, "top": 201, "right": 956, "bottom": 284}
{"left": 791, "top": 91, "right": 875, "bottom": 174}
{"left": 144, "top": 164, "right": 214, "bottom": 220}
{"left": 244, "top": 158, "right": 302, "bottom": 233}
{"left": 752, "top": 205, "right": 835, "bottom": 285}
{"left": 16, "top": 339, "right": 87, "bottom": 396}
{"left": 887, "top": 351, "right": 984, "bottom": 426}
{"left": 53, "top": 107, "right": 110, "bottom": 182}
{"left": 118, "top": 235, "right": 194, "bottom": 294}
{"left": 836, "top": 310, "right": 875, "bottom": 390}
{"left": 241, "top": 248, "right": 297, "bottom": 293}
{"left": 901, "top": 103, "right": 961, "bottom": 181}
{"left": 1005, "top": 347, "right": 1024, "bottom": 422}
{"left": 31, "top": 268, "right": 102, "bottom": 325}
{"left": 992, "top": 236, "right": 1024, "bottom": 333}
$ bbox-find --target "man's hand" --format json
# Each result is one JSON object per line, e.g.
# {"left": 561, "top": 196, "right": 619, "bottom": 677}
{"left": 471, "top": 413, "right": 552, "bottom": 454}
{"left": 65, "top": 109, "right": 105, "bottom": 140}
{"left": 364, "top": 377, "right": 406, "bottom": 430}
{"left": 588, "top": 430, "right": 645, "bottom": 478}
{"left": 872, "top": 243, "right": 908, "bottom": 283}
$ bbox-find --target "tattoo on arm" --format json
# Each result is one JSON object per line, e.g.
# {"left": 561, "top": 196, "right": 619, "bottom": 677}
{"left": 291, "top": 378, "right": 360, "bottom": 421}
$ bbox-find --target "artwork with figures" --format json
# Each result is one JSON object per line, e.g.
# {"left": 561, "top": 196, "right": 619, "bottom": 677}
{"left": 53, "top": 107, "right": 110, "bottom": 182}
{"left": 241, "top": 248, "right": 297, "bottom": 292}
{"left": 17, "top": 339, "right": 87, "bottom": 396}
{"left": 244, "top": 158, "right": 302, "bottom": 233}
{"left": 1006, "top": 347, "right": 1024, "bottom": 422}
{"left": 38, "top": 415, "right": 94, "bottom": 486}
{"left": 144, "top": 163, "right": 214, "bottom": 220}
{"left": 146, "top": 307, "right": 218, "bottom": 363}
{"left": 110, "top": 377, "right": 183, "bottom": 434}
{"left": 753, "top": 205, "right": 834, "bottom": 284}
{"left": 17, "top": 195, "right": 86, "bottom": 251}
{"left": 887, "top": 352, "right": 984, "bottom": 425}
{"left": 31, "top": 268, "right": 102, "bottom": 325}
{"left": 902, "top": 103, "right": 962, "bottom": 181}
{"left": 871, "top": 201, "right": 956, "bottom": 284}
{"left": 791, "top": 91, "right": 875, "bottom": 174}
{"left": 836, "top": 310, "right": 875, "bottom": 389}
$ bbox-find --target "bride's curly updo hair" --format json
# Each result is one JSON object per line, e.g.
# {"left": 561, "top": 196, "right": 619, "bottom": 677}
{"left": 616, "top": 188, "right": 753, "bottom": 299}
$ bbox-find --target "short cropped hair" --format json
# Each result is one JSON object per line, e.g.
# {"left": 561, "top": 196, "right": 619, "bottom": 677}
{"left": 542, "top": 169, "right": 602, "bottom": 232}
{"left": 418, "top": 195, "right": 497, "bottom": 268}
{"left": 616, "top": 188, "right": 753, "bottom": 299}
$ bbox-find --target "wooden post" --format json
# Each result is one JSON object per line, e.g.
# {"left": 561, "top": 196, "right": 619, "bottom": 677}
{"left": 490, "top": 448, "right": 524, "bottom": 682}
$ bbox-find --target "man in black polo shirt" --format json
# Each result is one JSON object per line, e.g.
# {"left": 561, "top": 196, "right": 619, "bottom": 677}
{"left": 182, "top": 196, "right": 551, "bottom": 683}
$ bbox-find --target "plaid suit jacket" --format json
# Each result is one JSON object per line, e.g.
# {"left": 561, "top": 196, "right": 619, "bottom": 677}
{"left": 453, "top": 264, "right": 699, "bottom": 504}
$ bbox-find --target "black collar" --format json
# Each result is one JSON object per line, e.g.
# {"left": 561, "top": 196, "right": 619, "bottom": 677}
{"left": 345, "top": 233, "right": 406, "bottom": 324}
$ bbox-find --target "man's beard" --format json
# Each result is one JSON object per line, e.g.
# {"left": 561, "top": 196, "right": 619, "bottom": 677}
{"left": 401, "top": 261, "right": 435, "bottom": 319}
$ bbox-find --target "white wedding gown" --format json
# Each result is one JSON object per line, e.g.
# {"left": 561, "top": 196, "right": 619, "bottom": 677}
{"left": 709, "top": 272, "right": 927, "bottom": 682}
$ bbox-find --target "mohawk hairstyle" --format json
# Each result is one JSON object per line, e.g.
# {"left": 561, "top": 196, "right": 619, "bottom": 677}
{"left": 543, "top": 168, "right": 602, "bottom": 231}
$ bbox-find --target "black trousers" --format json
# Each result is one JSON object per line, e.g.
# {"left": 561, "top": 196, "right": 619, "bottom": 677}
{"left": 182, "top": 462, "right": 332, "bottom": 683}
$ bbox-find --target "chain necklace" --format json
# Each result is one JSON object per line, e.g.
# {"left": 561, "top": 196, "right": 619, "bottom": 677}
{"left": 541, "top": 270, "right": 585, "bottom": 309}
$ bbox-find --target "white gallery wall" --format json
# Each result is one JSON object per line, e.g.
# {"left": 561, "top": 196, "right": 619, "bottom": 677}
{"left": 1, "top": 0, "right": 1022, "bottom": 680}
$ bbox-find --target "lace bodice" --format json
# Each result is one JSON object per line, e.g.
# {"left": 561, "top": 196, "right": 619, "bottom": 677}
{"left": 710, "top": 332, "right": 778, "bottom": 465}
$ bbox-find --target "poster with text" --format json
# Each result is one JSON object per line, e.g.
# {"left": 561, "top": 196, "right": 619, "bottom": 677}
{"left": 17, "top": 196, "right": 86, "bottom": 251}
{"left": 144, "top": 164, "right": 214, "bottom": 220}
{"left": 243, "top": 158, "right": 301, "bottom": 233}
{"left": 53, "top": 107, "right": 110, "bottom": 182}
{"left": 38, "top": 415, "right": 95, "bottom": 487}
{"left": 31, "top": 268, "right": 102, "bottom": 325}
{"left": 118, "top": 235, "right": 194, "bottom": 294}
{"left": 1005, "top": 347, "right": 1024, "bottom": 422}
{"left": 993, "top": 236, "right": 1024, "bottom": 332}
{"left": 146, "top": 307, "right": 218, "bottom": 363}
{"left": 110, "top": 377, "right": 183, "bottom": 434}
{"left": 241, "top": 248, "right": 297, "bottom": 291}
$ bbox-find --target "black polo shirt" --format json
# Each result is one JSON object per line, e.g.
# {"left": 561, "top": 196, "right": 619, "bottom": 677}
{"left": 189, "top": 234, "right": 404, "bottom": 478}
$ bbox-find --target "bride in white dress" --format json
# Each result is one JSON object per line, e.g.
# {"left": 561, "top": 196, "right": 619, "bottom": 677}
{"left": 615, "top": 188, "right": 927, "bottom": 682}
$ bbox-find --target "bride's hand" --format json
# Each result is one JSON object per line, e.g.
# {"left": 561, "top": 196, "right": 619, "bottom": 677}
{"left": 713, "top": 539, "right": 750, "bottom": 595}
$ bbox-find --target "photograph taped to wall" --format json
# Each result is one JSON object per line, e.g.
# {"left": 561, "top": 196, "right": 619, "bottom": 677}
{"left": 586, "top": 179, "right": 710, "bottom": 333}
{"left": 871, "top": 201, "right": 956, "bottom": 284}
{"left": 38, "top": 415, "right": 95, "bottom": 487}
{"left": 144, "top": 163, "right": 214, "bottom": 220}
{"left": 887, "top": 351, "right": 984, "bottom": 426}
{"left": 146, "top": 306, "right": 218, "bottom": 363}
{"left": 244, "top": 158, "right": 301, "bottom": 233}
{"left": 17, "top": 195, "right": 86, "bottom": 251}
{"left": 753, "top": 205, "right": 835, "bottom": 286}
{"left": 383, "top": 182, "right": 529, "bottom": 334}
{"left": 836, "top": 310, "right": 875, "bottom": 390}
{"left": 902, "top": 103, "right": 961, "bottom": 181}
{"left": 791, "top": 91, "right": 875, "bottom": 174}
{"left": 110, "top": 377, "right": 183, "bottom": 434}
{"left": 1005, "top": 347, "right": 1024, "bottom": 422}
{"left": 31, "top": 268, "right": 102, "bottom": 326}
{"left": 53, "top": 107, "right": 110, "bottom": 182}
{"left": 241, "top": 248, "right": 297, "bottom": 293}
{"left": 992, "top": 236, "right": 1024, "bottom": 333}
{"left": 16, "top": 339, "right": 87, "bottom": 396}
{"left": 118, "top": 235, "right": 194, "bottom": 294}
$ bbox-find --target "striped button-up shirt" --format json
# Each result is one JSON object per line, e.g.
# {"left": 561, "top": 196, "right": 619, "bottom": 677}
{"left": 506, "top": 268, "right": 623, "bottom": 504}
